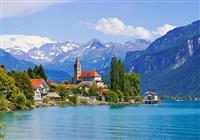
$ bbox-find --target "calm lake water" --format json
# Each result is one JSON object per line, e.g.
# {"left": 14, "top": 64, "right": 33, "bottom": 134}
{"left": 0, "top": 101, "right": 199, "bottom": 140}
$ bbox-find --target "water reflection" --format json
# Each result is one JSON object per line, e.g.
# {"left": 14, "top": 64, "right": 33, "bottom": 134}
{"left": 109, "top": 104, "right": 140, "bottom": 109}
{"left": 0, "top": 102, "right": 199, "bottom": 140}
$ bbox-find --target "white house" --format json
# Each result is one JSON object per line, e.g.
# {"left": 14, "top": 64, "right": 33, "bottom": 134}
{"left": 30, "top": 79, "right": 49, "bottom": 101}
{"left": 143, "top": 91, "right": 159, "bottom": 104}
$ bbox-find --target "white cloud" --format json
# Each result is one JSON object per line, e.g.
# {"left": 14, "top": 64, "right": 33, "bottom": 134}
{"left": 1, "top": 0, "right": 66, "bottom": 18}
{"left": 93, "top": 18, "right": 153, "bottom": 40}
{"left": 153, "top": 24, "right": 176, "bottom": 36}
{"left": 82, "top": 17, "right": 176, "bottom": 40}
{"left": 0, "top": 34, "right": 55, "bottom": 52}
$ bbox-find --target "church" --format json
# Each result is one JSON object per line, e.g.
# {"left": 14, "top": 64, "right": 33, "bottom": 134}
{"left": 73, "top": 59, "right": 104, "bottom": 87}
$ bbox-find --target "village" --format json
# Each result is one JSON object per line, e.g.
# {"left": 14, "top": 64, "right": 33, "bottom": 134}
{"left": 30, "top": 58, "right": 159, "bottom": 106}
{"left": 30, "top": 58, "right": 110, "bottom": 106}
{"left": 0, "top": 56, "right": 159, "bottom": 112}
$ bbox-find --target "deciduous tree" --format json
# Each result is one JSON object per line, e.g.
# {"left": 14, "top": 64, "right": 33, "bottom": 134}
{"left": 12, "top": 72, "right": 34, "bottom": 101}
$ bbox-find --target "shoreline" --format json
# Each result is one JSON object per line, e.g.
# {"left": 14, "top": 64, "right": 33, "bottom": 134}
{"left": 1, "top": 99, "right": 199, "bottom": 113}
{"left": 0, "top": 100, "right": 141, "bottom": 112}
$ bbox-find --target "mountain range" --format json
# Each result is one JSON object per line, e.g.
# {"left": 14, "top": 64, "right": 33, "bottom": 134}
{"left": 0, "top": 37, "right": 150, "bottom": 81}
{"left": 0, "top": 20, "right": 199, "bottom": 96}
{"left": 125, "top": 20, "right": 200, "bottom": 96}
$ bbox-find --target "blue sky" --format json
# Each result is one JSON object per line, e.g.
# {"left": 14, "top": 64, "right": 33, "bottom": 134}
{"left": 1, "top": 0, "right": 199, "bottom": 43}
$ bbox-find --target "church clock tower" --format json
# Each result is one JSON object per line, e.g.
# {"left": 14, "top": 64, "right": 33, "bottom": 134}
{"left": 74, "top": 59, "right": 81, "bottom": 84}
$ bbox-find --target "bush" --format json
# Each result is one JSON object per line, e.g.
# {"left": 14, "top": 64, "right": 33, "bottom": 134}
{"left": 26, "top": 100, "right": 32, "bottom": 108}
{"left": 96, "top": 94, "right": 102, "bottom": 101}
{"left": 68, "top": 95, "right": 78, "bottom": 104}
{"left": 124, "top": 95, "right": 131, "bottom": 102}
{"left": 0, "top": 123, "right": 4, "bottom": 139}
{"left": 135, "top": 96, "right": 143, "bottom": 103}
{"left": 116, "top": 90, "right": 123, "bottom": 101}
{"left": 80, "top": 99, "right": 88, "bottom": 105}
{"left": 0, "top": 93, "right": 8, "bottom": 111}
{"left": 43, "top": 97, "right": 49, "bottom": 104}
{"left": 8, "top": 102, "right": 16, "bottom": 111}
{"left": 107, "top": 91, "right": 118, "bottom": 103}
{"left": 48, "top": 88, "right": 56, "bottom": 92}
{"left": 57, "top": 85, "right": 68, "bottom": 101}
{"left": 14, "top": 93, "right": 27, "bottom": 109}
{"left": 88, "top": 83, "right": 98, "bottom": 96}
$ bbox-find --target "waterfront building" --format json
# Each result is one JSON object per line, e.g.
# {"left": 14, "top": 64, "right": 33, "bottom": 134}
{"left": 30, "top": 79, "right": 49, "bottom": 101}
{"left": 143, "top": 91, "right": 159, "bottom": 104}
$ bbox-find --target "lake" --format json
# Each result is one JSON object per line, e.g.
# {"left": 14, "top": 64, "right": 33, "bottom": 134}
{"left": 0, "top": 101, "right": 199, "bottom": 140}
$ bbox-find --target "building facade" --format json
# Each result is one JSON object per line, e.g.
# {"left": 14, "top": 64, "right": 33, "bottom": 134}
{"left": 74, "top": 59, "right": 81, "bottom": 84}
{"left": 143, "top": 91, "right": 159, "bottom": 104}
{"left": 30, "top": 79, "right": 49, "bottom": 101}
{"left": 73, "top": 59, "right": 104, "bottom": 87}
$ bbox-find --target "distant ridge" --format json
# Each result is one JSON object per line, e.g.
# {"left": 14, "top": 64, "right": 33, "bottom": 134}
{"left": 125, "top": 20, "right": 200, "bottom": 96}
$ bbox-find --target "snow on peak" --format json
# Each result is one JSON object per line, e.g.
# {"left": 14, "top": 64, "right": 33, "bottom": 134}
{"left": 0, "top": 34, "right": 55, "bottom": 53}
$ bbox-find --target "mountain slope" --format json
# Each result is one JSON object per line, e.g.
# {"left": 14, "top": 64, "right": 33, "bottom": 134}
{"left": 0, "top": 48, "right": 35, "bottom": 71}
{"left": 0, "top": 48, "right": 71, "bottom": 82}
{"left": 45, "top": 69, "right": 71, "bottom": 83}
{"left": 125, "top": 20, "right": 200, "bottom": 96}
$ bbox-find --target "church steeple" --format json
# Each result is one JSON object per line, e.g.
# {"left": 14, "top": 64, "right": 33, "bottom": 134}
{"left": 74, "top": 58, "right": 81, "bottom": 83}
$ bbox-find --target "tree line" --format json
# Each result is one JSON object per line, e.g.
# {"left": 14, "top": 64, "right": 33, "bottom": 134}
{"left": 0, "top": 56, "right": 141, "bottom": 111}
{"left": 0, "top": 65, "right": 47, "bottom": 111}
{"left": 27, "top": 65, "right": 47, "bottom": 81}
{"left": 107, "top": 56, "right": 141, "bottom": 103}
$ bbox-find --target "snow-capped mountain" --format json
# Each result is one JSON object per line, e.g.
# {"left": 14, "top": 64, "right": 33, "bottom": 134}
{"left": 5, "top": 48, "right": 32, "bottom": 61}
{"left": 51, "top": 38, "right": 150, "bottom": 64}
{"left": 1, "top": 34, "right": 55, "bottom": 52}
{"left": 2, "top": 37, "right": 80, "bottom": 64}
{"left": 45, "top": 38, "right": 151, "bottom": 75}
{"left": 27, "top": 41, "right": 80, "bottom": 64}
{"left": 1, "top": 34, "right": 56, "bottom": 62}
{"left": 1, "top": 36, "right": 150, "bottom": 75}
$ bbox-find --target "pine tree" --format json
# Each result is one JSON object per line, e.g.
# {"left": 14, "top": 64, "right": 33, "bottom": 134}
{"left": 110, "top": 56, "right": 125, "bottom": 92}
{"left": 27, "top": 68, "right": 34, "bottom": 78}
{"left": 33, "top": 65, "right": 38, "bottom": 75}
{"left": 118, "top": 59, "right": 124, "bottom": 92}
{"left": 38, "top": 65, "right": 47, "bottom": 81}
{"left": 110, "top": 56, "right": 119, "bottom": 91}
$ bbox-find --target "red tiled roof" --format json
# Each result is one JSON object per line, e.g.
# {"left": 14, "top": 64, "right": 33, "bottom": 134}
{"left": 80, "top": 71, "right": 100, "bottom": 77}
{"left": 30, "top": 79, "right": 45, "bottom": 89}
